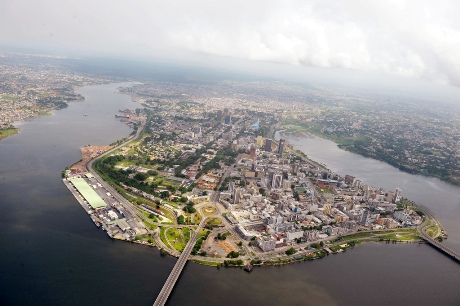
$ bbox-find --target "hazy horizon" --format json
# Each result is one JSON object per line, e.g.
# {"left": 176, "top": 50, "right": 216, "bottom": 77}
{"left": 1, "top": 1, "right": 460, "bottom": 91}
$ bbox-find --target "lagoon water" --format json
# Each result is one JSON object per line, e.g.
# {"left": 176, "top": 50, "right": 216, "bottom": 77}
{"left": 0, "top": 84, "right": 459, "bottom": 305}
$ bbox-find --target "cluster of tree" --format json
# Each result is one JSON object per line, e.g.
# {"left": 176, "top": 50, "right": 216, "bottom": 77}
{"left": 191, "top": 230, "right": 210, "bottom": 255}
{"left": 183, "top": 201, "right": 196, "bottom": 213}
{"left": 195, "top": 147, "right": 239, "bottom": 179}
{"left": 250, "top": 258, "right": 262, "bottom": 265}
{"left": 310, "top": 241, "right": 324, "bottom": 249}
{"left": 285, "top": 247, "right": 297, "bottom": 256}
{"left": 216, "top": 232, "right": 230, "bottom": 241}
{"left": 177, "top": 215, "right": 185, "bottom": 224}
{"left": 223, "top": 259, "right": 244, "bottom": 267}
{"left": 226, "top": 251, "right": 240, "bottom": 258}
{"left": 95, "top": 158, "right": 161, "bottom": 197}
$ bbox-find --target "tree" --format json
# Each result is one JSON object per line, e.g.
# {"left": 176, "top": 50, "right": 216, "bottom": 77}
{"left": 147, "top": 170, "right": 158, "bottom": 176}
{"left": 285, "top": 247, "right": 297, "bottom": 256}
{"left": 160, "top": 191, "right": 170, "bottom": 198}
{"left": 226, "top": 251, "right": 240, "bottom": 258}
{"left": 134, "top": 172, "right": 147, "bottom": 181}
{"left": 177, "top": 215, "right": 185, "bottom": 224}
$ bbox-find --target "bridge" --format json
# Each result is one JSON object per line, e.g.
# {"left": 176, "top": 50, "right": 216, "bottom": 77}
{"left": 153, "top": 218, "right": 206, "bottom": 306}
{"left": 421, "top": 234, "right": 460, "bottom": 262}
{"left": 420, "top": 228, "right": 460, "bottom": 263}
{"left": 416, "top": 205, "right": 460, "bottom": 263}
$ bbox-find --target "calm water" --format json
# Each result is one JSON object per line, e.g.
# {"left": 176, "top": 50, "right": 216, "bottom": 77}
{"left": 281, "top": 133, "right": 460, "bottom": 250}
{"left": 0, "top": 84, "right": 459, "bottom": 306}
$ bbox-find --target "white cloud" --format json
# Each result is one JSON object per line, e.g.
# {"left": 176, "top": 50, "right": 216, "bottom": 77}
{"left": 1, "top": 0, "right": 460, "bottom": 87}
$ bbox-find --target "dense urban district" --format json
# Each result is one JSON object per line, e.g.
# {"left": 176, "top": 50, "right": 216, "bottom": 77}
{"left": 0, "top": 52, "right": 113, "bottom": 140}
{"left": 0, "top": 52, "right": 452, "bottom": 266}
{"left": 63, "top": 83, "right": 446, "bottom": 267}
{"left": 3, "top": 52, "right": 460, "bottom": 187}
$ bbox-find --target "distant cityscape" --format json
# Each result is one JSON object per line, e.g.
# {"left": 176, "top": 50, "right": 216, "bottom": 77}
{"left": 2, "top": 52, "right": 460, "bottom": 188}
{"left": 63, "top": 88, "right": 443, "bottom": 268}
{"left": 0, "top": 52, "right": 112, "bottom": 137}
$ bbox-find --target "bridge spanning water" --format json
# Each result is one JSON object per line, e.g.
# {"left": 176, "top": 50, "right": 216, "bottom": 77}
{"left": 153, "top": 218, "right": 206, "bottom": 306}
{"left": 416, "top": 205, "right": 460, "bottom": 263}
{"left": 420, "top": 232, "right": 460, "bottom": 263}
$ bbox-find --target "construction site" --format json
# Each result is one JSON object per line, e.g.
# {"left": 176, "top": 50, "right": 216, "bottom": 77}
{"left": 70, "top": 145, "right": 113, "bottom": 174}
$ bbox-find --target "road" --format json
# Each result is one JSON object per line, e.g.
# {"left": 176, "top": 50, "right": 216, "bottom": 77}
{"left": 153, "top": 217, "right": 207, "bottom": 306}
{"left": 84, "top": 118, "right": 164, "bottom": 246}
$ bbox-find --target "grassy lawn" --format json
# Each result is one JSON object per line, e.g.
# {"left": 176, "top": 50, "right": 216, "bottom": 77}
{"left": 144, "top": 222, "right": 157, "bottom": 230}
{"left": 166, "top": 228, "right": 186, "bottom": 252}
{"left": 206, "top": 217, "right": 223, "bottom": 227}
{"left": 426, "top": 226, "right": 439, "bottom": 237}
{"left": 191, "top": 212, "right": 202, "bottom": 225}
{"left": 203, "top": 206, "right": 217, "bottom": 216}
{"left": 134, "top": 235, "right": 155, "bottom": 245}
{"left": 182, "top": 228, "right": 191, "bottom": 243}
{"left": 197, "top": 229, "right": 210, "bottom": 240}
{"left": 159, "top": 226, "right": 169, "bottom": 247}
{"left": 340, "top": 232, "right": 374, "bottom": 240}
{"left": 379, "top": 232, "right": 420, "bottom": 241}
{"left": 116, "top": 160, "right": 139, "bottom": 167}
{"left": 0, "top": 128, "right": 18, "bottom": 141}
{"left": 193, "top": 259, "right": 220, "bottom": 266}
{"left": 330, "top": 245, "right": 344, "bottom": 252}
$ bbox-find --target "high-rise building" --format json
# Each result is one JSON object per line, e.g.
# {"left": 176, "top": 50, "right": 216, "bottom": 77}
{"left": 264, "top": 139, "right": 273, "bottom": 152}
{"left": 272, "top": 174, "right": 283, "bottom": 189}
{"left": 216, "top": 110, "right": 223, "bottom": 121}
{"left": 225, "top": 114, "right": 231, "bottom": 125}
{"left": 393, "top": 188, "right": 402, "bottom": 203}
{"left": 282, "top": 180, "right": 291, "bottom": 190}
{"left": 233, "top": 187, "right": 242, "bottom": 204}
{"left": 292, "top": 163, "right": 299, "bottom": 175}
{"left": 278, "top": 138, "right": 285, "bottom": 158}
{"left": 249, "top": 145, "right": 256, "bottom": 159}
{"left": 344, "top": 175, "right": 355, "bottom": 185}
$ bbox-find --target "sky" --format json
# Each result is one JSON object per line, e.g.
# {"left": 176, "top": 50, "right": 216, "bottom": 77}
{"left": 1, "top": 0, "right": 460, "bottom": 90}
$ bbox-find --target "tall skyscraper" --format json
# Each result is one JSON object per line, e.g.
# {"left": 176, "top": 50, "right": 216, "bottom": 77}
{"left": 216, "top": 110, "right": 223, "bottom": 121}
{"left": 272, "top": 174, "right": 283, "bottom": 189}
{"left": 264, "top": 139, "right": 272, "bottom": 152}
{"left": 393, "top": 188, "right": 402, "bottom": 203}
{"left": 225, "top": 114, "right": 231, "bottom": 124}
{"left": 249, "top": 145, "right": 256, "bottom": 158}
{"left": 278, "top": 138, "right": 285, "bottom": 158}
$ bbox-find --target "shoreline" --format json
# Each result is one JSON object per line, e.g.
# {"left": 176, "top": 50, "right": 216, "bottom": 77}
{"left": 280, "top": 130, "right": 460, "bottom": 188}
{"left": 64, "top": 142, "right": 440, "bottom": 269}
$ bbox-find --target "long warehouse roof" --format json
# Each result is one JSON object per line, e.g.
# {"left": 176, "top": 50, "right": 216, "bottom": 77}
{"left": 70, "top": 178, "right": 107, "bottom": 209}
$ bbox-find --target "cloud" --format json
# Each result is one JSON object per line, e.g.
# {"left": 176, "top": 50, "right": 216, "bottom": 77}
{"left": 1, "top": 0, "right": 460, "bottom": 87}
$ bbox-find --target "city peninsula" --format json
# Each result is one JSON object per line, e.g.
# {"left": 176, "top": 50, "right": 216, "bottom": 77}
{"left": 63, "top": 84, "right": 449, "bottom": 269}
